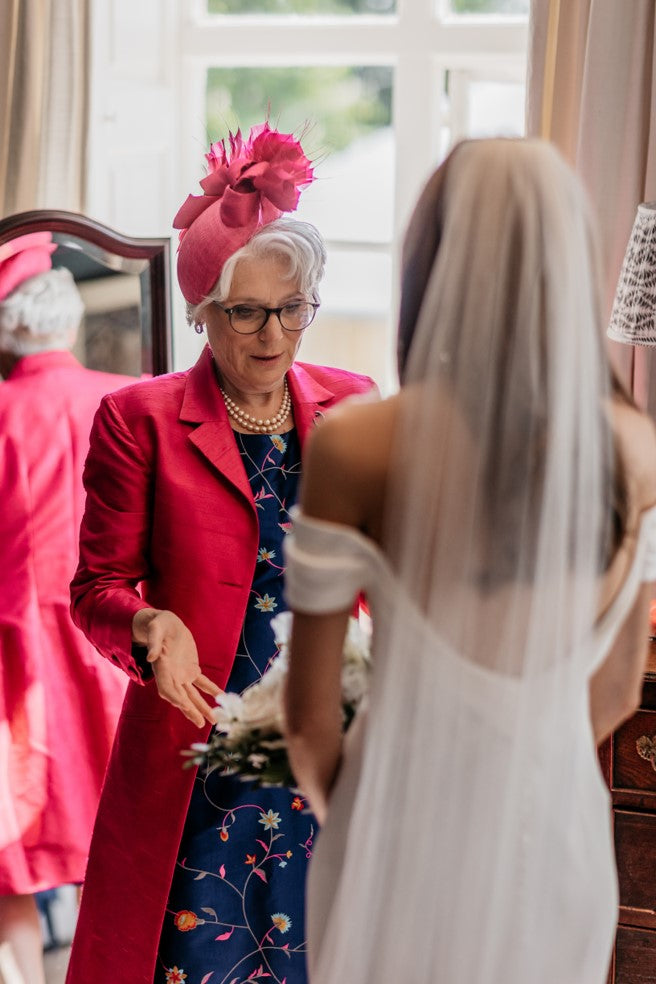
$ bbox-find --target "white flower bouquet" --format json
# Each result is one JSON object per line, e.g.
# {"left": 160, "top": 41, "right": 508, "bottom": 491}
{"left": 183, "top": 611, "right": 371, "bottom": 789}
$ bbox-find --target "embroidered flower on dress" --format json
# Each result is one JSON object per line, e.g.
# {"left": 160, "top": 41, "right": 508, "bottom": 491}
{"left": 174, "top": 910, "right": 199, "bottom": 932}
{"left": 291, "top": 796, "right": 304, "bottom": 811}
{"left": 271, "top": 912, "right": 292, "bottom": 934}
{"left": 254, "top": 594, "right": 277, "bottom": 613}
{"left": 165, "top": 967, "right": 188, "bottom": 983}
{"left": 245, "top": 853, "right": 257, "bottom": 865}
{"left": 257, "top": 547, "right": 276, "bottom": 563}
{"left": 270, "top": 435, "right": 286, "bottom": 452}
{"left": 253, "top": 486, "right": 273, "bottom": 511}
{"left": 259, "top": 809, "right": 281, "bottom": 830}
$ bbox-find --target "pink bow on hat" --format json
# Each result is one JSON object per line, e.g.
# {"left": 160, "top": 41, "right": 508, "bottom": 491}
{"left": 174, "top": 122, "right": 315, "bottom": 305}
{"left": 0, "top": 232, "right": 56, "bottom": 302}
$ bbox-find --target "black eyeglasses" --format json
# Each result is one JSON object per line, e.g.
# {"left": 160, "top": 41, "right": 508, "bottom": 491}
{"left": 216, "top": 300, "right": 320, "bottom": 335}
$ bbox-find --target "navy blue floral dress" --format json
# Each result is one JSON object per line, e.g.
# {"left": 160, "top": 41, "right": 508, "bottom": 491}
{"left": 155, "top": 429, "right": 313, "bottom": 984}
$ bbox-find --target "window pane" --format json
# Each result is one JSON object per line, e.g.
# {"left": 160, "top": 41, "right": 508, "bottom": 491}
{"left": 301, "top": 248, "right": 392, "bottom": 386}
{"left": 443, "top": 71, "right": 525, "bottom": 146}
{"left": 206, "top": 66, "right": 394, "bottom": 241}
{"left": 467, "top": 79, "right": 526, "bottom": 137}
{"left": 321, "top": 247, "right": 391, "bottom": 315}
{"left": 447, "top": 0, "right": 529, "bottom": 13}
{"left": 207, "top": 0, "right": 395, "bottom": 13}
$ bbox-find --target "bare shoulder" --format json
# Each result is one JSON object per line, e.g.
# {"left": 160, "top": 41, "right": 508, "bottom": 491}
{"left": 611, "top": 396, "right": 656, "bottom": 512}
{"left": 310, "top": 392, "right": 398, "bottom": 461}
{"left": 301, "top": 393, "right": 402, "bottom": 531}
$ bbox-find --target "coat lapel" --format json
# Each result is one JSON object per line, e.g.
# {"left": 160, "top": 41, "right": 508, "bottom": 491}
{"left": 180, "top": 346, "right": 254, "bottom": 505}
{"left": 286, "top": 362, "right": 335, "bottom": 449}
{"left": 179, "top": 349, "right": 339, "bottom": 501}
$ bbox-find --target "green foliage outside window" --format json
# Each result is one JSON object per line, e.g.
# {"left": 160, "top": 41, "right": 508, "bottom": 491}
{"left": 203, "top": 0, "right": 525, "bottom": 152}
{"left": 206, "top": 0, "right": 529, "bottom": 12}
{"left": 449, "top": 0, "right": 529, "bottom": 11}
{"left": 207, "top": 0, "right": 394, "bottom": 12}
{"left": 206, "top": 66, "right": 393, "bottom": 156}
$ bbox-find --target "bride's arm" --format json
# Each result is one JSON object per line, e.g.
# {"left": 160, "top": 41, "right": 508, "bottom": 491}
{"left": 285, "top": 607, "right": 351, "bottom": 825}
{"left": 590, "top": 581, "right": 653, "bottom": 744}
{"left": 284, "top": 405, "right": 378, "bottom": 822}
{"left": 591, "top": 401, "right": 656, "bottom": 743}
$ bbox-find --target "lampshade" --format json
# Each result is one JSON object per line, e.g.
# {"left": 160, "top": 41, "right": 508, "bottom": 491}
{"left": 608, "top": 201, "right": 656, "bottom": 346}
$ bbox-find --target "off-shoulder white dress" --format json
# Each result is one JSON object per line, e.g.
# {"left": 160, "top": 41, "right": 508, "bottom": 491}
{"left": 284, "top": 506, "right": 656, "bottom": 984}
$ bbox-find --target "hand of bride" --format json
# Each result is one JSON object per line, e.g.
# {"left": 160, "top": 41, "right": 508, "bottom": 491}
{"left": 132, "top": 608, "right": 221, "bottom": 727}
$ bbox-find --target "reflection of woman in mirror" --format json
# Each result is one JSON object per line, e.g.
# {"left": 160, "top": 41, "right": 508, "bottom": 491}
{"left": 0, "top": 234, "right": 137, "bottom": 984}
{"left": 66, "top": 123, "right": 377, "bottom": 984}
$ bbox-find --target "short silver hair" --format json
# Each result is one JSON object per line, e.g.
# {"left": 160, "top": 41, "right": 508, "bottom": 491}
{"left": 187, "top": 217, "right": 327, "bottom": 327}
{"left": 0, "top": 267, "right": 84, "bottom": 356}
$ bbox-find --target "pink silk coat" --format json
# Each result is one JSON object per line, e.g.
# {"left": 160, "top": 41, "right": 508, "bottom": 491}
{"left": 0, "top": 350, "right": 135, "bottom": 894}
{"left": 65, "top": 346, "right": 376, "bottom": 984}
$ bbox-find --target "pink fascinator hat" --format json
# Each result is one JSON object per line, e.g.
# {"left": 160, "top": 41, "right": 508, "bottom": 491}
{"left": 173, "top": 122, "right": 315, "bottom": 305}
{"left": 0, "top": 232, "right": 56, "bottom": 302}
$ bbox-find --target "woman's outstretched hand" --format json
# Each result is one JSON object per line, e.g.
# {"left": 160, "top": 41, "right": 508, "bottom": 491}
{"left": 132, "top": 608, "right": 221, "bottom": 727}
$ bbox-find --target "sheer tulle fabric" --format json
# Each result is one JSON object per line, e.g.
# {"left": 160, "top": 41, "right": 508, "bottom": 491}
{"left": 291, "top": 140, "right": 620, "bottom": 983}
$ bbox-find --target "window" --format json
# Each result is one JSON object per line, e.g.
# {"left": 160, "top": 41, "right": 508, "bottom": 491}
{"left": 448, "top": 0, "right": 528, "bottom": 13}
{"left": 178, "top": 0, "right": 529, "bottom": 388}
{"left": 208, "top": 0, "right": 395, "bottom": 12}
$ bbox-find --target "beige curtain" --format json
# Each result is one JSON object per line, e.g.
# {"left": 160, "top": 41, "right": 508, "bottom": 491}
{"left": 527, "top": 0, "right": 656, "bottom": 387}
{"left": 0, "top": 0, "right": 89, "bottom": 216}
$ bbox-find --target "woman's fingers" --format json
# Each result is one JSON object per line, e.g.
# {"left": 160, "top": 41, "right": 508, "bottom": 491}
{"left": 152, "top": 665, "right": 219, "bottom": 726}
{"left": 177, "top": 685, "right": 206, "bottom": 728}
{"left": 154, "top": 665, "right": 218, "bottom": 701}
{"left": 167, "top": 682, "right": 216, "bottom": 728}
{"left": 156, "top": 678, "right": 206, "bottom": 728}
{"left": 140, "top": 612, "right": 220, "bottom": 725}
{"left": 182, "top": 681, "right": 218, "bottom": 726}
{"left": 195, "top": 674, "right": 222, "bottom": 698}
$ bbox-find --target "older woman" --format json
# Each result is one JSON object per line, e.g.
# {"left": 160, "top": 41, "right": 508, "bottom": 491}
{"left": 65, "top": 123, "right": 377, "bottom": 984}
{"left": 0, "top": 235, "right": 132, "bottom": 984}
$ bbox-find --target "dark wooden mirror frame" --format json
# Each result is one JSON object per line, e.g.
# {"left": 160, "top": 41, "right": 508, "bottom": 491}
{"left": 0, "top": 209, "right": 173, "bottom": 375}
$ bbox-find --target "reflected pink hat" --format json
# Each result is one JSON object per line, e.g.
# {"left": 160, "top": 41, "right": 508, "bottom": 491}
{"left": 173, "top": 122, "right": 315, "bottom": 305}
{"left": 0, "top": 232, "right": 56, "bottom": 301}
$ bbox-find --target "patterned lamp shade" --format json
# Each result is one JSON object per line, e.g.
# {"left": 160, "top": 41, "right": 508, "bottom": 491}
{"left": 608, "top": 202, "right": 656, "bottom": 346}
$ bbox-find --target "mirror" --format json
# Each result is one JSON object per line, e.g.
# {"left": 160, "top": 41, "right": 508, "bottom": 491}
{"left": 0, "top": 210, "right": 173, "bottom": 377}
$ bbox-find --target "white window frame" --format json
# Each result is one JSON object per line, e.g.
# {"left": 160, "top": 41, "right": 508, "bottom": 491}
{"left": 175, "top": 0, "right": 529, "bottom": 386}
{"left": 181, "top": 1, "right": 528, "bottom": 222}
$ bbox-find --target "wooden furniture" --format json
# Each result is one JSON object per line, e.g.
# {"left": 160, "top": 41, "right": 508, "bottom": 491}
{"left": 0, "top": 210, "right": 172, "bottom": 376}
{"left": 603, "top": 641, "right": 656, "bottom": 982}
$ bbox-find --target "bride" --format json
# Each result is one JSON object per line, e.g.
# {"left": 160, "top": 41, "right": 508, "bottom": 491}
{"left": 283, "top": 138, "right": 656, "bottom": 983}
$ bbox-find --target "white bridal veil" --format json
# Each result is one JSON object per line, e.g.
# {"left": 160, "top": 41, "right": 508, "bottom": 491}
{"left": 310, "top": 140, "right": 618, "bottom": 983}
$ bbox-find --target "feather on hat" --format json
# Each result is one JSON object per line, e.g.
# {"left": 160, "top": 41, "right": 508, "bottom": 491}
{"left": 173, "top": 122, "right": 315, "bottom": 305}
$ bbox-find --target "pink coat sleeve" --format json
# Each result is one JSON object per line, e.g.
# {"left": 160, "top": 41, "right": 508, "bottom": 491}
{"left": 70, "top": 393, "right": 152, "bottom": 683}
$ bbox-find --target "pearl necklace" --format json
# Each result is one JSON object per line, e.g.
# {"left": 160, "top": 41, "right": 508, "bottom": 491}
{"left": 220, "top": 379, "right": 291, "bottom": 433}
